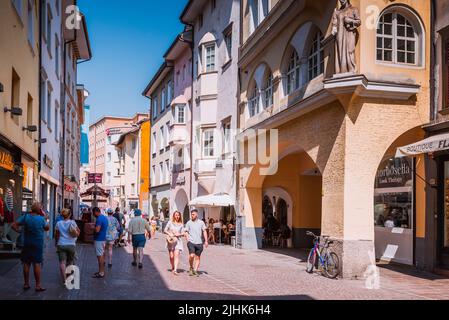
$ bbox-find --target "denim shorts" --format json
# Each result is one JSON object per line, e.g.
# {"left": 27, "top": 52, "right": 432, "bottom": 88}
{"left": 94, "top": 241, "right": 106, "bottom": 256}
{"left": 132, "top": 234, "right": 146, "bottom": 248}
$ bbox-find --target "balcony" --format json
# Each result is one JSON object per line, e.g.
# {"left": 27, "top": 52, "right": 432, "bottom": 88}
{"left": 169, "top": 123, "right": 188, "bottom": 146}
{"left": 194, "top": 158, "right": 217, "bottom": 174}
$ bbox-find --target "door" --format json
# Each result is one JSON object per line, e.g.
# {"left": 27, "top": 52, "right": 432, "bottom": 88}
{"left": 439, "top": 159, "right": 449, "bottom": 267}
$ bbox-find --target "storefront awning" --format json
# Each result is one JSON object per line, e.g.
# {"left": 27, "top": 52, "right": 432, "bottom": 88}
{"left": 189, "top": 193, "right": 234, "bottom": 208}
{"left": 396, "top": 133, "right": 449, "bottom": 158}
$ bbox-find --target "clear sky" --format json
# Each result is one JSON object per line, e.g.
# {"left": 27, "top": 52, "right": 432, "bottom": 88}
{"left": 77, "top": 0, "right": 188, "bottom": 124}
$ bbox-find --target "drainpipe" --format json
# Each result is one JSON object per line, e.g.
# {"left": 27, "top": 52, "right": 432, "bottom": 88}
{"left": 38, "top": 0, "right": 43, "bottom": 183}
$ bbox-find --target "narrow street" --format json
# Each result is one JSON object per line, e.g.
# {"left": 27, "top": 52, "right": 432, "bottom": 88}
{"left": 1, "top": 234, "right": 448, "bottom": 300}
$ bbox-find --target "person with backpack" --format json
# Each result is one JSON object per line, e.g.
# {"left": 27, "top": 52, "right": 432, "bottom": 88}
{"left": 105, "top": 208, "right": 120, "bottom": 268}
{"left": 55, "top": 208, "right": 80, "bottom": 286}
{"left": 113, "top": 207, "right": 125, "bottom": 247}
{"left": 11, "top": 202, "right": 50, "bottom": 292}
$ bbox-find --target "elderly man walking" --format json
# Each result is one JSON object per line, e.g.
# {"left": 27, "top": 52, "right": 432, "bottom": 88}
{"left": 127, "top": 209, "right": 151, "bottom": 269}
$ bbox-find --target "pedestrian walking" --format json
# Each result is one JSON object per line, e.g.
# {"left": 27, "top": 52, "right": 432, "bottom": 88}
{"left": 184, "top": 209, "right": 208, "bottom": 277}
{"left": 55, "top": 208, "right": 80, "bottom": 285}
{"left": 150, "top": 216, "right": 157, "bottom": 239}
{"left": 92, "top": 207, "right": 108, "bottom": 278}
{"left": 105, "top": 208, "right": 120, "bottom": 268}
{"left": 11, "top": 202, "right": 50, "bottom": 292}
{"left": 113, "top": 207, "right": 125, "bottom": 247}
{"left": 164, "top": 211, "right": 185, "bottom": 275}
{"left": 127, "top": 209, "right": 151, "bottom": 269}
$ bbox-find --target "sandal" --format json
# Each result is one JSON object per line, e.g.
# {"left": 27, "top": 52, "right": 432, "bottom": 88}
{"left": 92, "top": 273, "right": 105, "bottom": 278}
{"left": 35, "top": 287, "right": 47, "bottom": 292}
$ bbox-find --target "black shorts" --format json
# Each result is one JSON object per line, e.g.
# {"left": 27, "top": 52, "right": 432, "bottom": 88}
{"left": 187, "top": 242, "right": 204, "bottom": 256}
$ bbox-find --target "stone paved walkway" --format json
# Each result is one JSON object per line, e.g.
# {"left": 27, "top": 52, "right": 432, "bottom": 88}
{"left": 0, "top": 233, "right": 448, "bottom": 300}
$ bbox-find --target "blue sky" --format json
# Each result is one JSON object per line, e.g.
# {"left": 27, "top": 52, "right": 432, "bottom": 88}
{"left": 77, "top": 0, "right": 188, "bottom": 124}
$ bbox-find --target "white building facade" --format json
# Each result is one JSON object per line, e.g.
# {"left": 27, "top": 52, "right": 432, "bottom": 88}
{"left": 181, "top": 0, "right": 240, "bottom": 222}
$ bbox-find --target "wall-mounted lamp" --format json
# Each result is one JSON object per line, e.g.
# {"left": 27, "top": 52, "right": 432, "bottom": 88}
{"left": 35, "top": 138, "right": 47, "bottom": 143}
{"left": 23, "top": 125, "right": 38, "bottom": 133}
{"left": 4, "top": 107, "right": 23, "bottom": 116}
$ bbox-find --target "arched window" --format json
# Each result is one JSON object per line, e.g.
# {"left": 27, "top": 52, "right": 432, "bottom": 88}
{"left": 263, "top": 73, "right": 273, "bottom": 108}
{"left": 286, "top": 49, "right": 300, "bottom": 95}
{"left": 308, "top": 32, "right": 324, "bottom": 81}
{"left": 376, "top": 10, "right": 421, "bottom": 66}
{"left": 248, "top": 83, "right": 260, "bottom": 117}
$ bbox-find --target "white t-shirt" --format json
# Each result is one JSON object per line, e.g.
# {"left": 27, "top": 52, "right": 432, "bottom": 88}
{"left": 56, "top": 220, "right": 77, "bottom": 246}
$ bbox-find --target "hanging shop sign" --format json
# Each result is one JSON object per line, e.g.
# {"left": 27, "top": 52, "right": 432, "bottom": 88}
{"left": 0, "top": 148, "right": 14, "bottom": 171}
{"left": 88, "top": 173, "right": 102, "bottom": 184}
{"left": 64, "top": 183, "right": 75, "bottom": 193}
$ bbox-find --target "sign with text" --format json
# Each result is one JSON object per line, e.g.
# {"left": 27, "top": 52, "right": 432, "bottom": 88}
{"left": 88, "top": 173, "right": 102, "bottom": 184}
{"left": 0, "top": 148, "right": 14, "bottom": 171}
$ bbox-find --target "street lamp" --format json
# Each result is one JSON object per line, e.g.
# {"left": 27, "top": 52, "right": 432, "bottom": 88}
{"left": 4, "top": 107, "right": 22, "bottom": 116}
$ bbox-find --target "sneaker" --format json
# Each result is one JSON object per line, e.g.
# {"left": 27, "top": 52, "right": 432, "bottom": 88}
{"left": 138, "top": 263, "right": 143, "bottom": 269}
{"left": 108, "top": 264, "right": 112, "bottom": 268}
{"left": 193, "top": 269, "right": 199, "bottom": 277}
{"left": 189, "top": 268, "right": 195, "bottom": 276}
{"left": 132, "top": 262, "right": 137, "bottom": 267}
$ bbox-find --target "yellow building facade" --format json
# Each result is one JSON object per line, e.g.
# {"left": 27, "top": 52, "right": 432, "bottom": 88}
{"left": 237, "top": 0, "right": 430, "bottom": 278}
{"left": 139, "top": 119, "right": 151, "bottom": 213}
{"left": 0, "top": 0, "right": 40, "bottom": 233}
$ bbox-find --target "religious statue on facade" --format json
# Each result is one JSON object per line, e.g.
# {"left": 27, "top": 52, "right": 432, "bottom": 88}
{"left": 331, "top": 0, "right": 361, "bottom": 74}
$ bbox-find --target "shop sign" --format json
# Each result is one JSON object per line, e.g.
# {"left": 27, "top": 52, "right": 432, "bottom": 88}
{"left": 0, "top": 148, "right": 14, "bottom": 171}
{"left": 376, "top": 157, "right": 412, "bottom": 189}
{"left": 88, "top": 173, "right": 102, "bottom": 184}
{"left": 44, "top": 155, "right": 53, "bottom": 169}
{"left": 64, "top": 183, "right": 75, "bottom": 193}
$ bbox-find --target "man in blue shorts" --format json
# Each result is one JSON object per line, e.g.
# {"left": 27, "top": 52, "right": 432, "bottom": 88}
{"left": 92, "top": 207, "right": 108, "bottom": 278}
{"left": 127, "top": 209, "right": 151, "bottom": 269}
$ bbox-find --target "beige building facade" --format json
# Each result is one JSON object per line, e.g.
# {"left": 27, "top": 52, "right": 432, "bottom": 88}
{"left": 0, "top": 0, "right": 40, "bottom": 248}
{"left": 237, "top": 0, "right": 431, "bottom": 278}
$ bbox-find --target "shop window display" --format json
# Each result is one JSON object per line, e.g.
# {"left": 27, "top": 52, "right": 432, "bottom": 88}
{"left": 374, "top": 157, "right": 413, "bottom": 229}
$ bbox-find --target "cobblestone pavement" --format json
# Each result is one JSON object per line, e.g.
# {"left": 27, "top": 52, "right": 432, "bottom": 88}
{"left": 0, "top": 233, "right": 448, "bottom": 300}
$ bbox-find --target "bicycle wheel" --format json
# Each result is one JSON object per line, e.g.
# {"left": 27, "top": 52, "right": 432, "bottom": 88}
{"left": 323, "top": 251, "right": 339, "bottom": 279}
{"left": 306, "top": 249, "right": 316, "bottom": 273}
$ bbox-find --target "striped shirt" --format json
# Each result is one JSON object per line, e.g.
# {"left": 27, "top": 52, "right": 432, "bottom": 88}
{"left": 5, "top": 188, "right": 13, "bottom": 212}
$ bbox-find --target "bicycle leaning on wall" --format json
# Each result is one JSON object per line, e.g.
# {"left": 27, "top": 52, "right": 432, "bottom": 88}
{"left": 305, "top": 231, "right": 340, "bottom": 279}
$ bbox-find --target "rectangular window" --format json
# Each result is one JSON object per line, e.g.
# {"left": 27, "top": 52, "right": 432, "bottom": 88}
{"left": 40, "top": 77, "right": 46, "bottom": 121}
{"left": 27, "top": 0, "right": 34, "bottom": 47}
{"left": 107, "top": 152, "right": 111, "bottom": 162}
{"left": 159, "top": 163, "right": 164, "bottom": 185}
{"left": 165, "top": 160, "right": 170, "bottom": 183}
{"left": 132, "top": 138, "right": 136, "bottom": 150}
{"left": 11, "top": 68, "right": 20, "bottom": 122}
{"left": 160, "top": 127, "right": 164, "bottom": 150}
{"left": 47, "top": 85, "right": 52, "bottom": 129}
{"left": 225, "top": 30, "right": 232, "bottom": 62}
{"left": 26, "top": 94, "right": 33, "bottom": 138}
{"left": 55, "top": 36, "right": 60, "bottom": 77}
{"left": 202, "top": 129, "right": 214, "bottom": 157}
{"left": 152, "top": 96, "right": 158, "bottom": 119}
{"left": 151, "top": 165, "right": 156, "bottom": 186}
{"left": 161, "top": 87, "right": 166, "bottom": 111}
{"left": 205, "top": 44, "right": 216, "bottom": 72}
{"left": 152, "top": 132, "right": 156, "bottom": 155}
{"left": 54, "top": 101, "right": 59, "bottom": 141}
{"left": 165, "top": 122, "right": 170, "bottom": 147}
{"left": 131, "top": 183, "right": 135, "bottom": 194}
{"left": 46, "top": 5, "right": 52, "bottom": 54}
{"left": 223, "top": 121, "right": 231, "bottom": 154}
{"left": 176, "top": 105, "right": 185, "bottom": 124}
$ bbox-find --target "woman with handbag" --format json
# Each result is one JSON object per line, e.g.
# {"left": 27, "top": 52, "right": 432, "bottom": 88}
{"left": 55, "top": 208, "right": 80, "bottom": 285}
{"left": 164, "top": 211, "right": 185, "bottom": 275}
